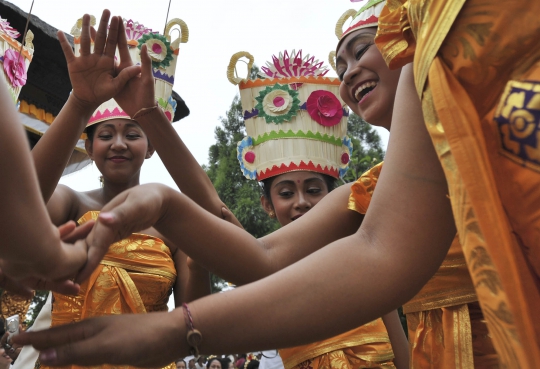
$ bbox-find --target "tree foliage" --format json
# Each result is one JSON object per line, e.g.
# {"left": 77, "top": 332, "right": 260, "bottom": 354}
{"left": 342, "top": 113, "right": 385, "bottom": 183}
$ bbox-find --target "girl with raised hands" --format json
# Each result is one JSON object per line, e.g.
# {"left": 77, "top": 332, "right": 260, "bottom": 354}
{"left": 23, "top": 10, "right": 212, "bottom": 369}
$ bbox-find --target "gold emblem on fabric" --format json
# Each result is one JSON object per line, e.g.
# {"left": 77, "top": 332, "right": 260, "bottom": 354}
{"left": 494, "top": 80, "right": 540, "bottom": 173}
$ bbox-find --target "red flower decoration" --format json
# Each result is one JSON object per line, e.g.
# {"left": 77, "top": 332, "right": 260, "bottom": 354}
{"left": 3, "top": 49, "right": 27, "bottom": 87}
{"left": 306, "top": 90, "right": 343, "bottom": 127}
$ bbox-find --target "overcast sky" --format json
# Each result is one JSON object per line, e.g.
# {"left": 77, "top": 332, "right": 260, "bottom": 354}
{"left": 11, "top": 0, "right": 389, "bottom": 192}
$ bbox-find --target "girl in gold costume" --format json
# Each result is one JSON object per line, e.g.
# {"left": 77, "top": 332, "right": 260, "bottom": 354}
{"left": 19, "top": 0, "right": 540, "bottom": 367}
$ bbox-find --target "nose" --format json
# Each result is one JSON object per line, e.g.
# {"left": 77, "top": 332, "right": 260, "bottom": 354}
{"left": 294, "top": 192, "right": 311, "bottom": 210}
{"left": 343, "top": 62, "right": 360, "bottom": 85}
{"left": 111, "top": 134, "right": 127, "bottom": 150}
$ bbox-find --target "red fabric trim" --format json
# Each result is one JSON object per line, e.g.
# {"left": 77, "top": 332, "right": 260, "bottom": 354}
{"left": 257, "top": 161, "right": 339, "bottom": 180}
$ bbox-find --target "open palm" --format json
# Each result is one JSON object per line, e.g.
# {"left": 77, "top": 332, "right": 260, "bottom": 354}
{"left": 59, "top": 11, "right": 141, "bottom": 111}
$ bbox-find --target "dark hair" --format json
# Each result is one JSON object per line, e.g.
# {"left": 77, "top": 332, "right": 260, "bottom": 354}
{"left": 219, "top": 358, "right": 231, "bottom": 369}
{"left": 246, "top": 360, "right": 259, "bottom": 369}
{"left": 85, "top": 124, "right": 97, "bottom": 144}
{"left": 260, "top": 173, "right": 336, "bottom": 204}
{"left": 206, "top": 359, "right": 222, "bottom": 369}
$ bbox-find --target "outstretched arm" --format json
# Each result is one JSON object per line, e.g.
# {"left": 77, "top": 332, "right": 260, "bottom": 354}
{"left": 17, "top": 63, "right": 456, "bottom": 368}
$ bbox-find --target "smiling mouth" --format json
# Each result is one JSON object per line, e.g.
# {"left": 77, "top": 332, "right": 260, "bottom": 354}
{"left": 291, "top": 214, "right": 303, "bottom": 221}
{"left": 354, "top": 81, "right": 378, "bottom": 102}
{"left": 108, "top": 156, "right": 129, "bottom": 162}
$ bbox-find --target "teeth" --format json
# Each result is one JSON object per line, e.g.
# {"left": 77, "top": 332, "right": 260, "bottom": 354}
{"left": 354, "top": 81, "right": 377, "bottom": 101}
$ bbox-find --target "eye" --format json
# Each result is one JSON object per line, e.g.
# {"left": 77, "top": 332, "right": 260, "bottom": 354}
{"left": 355, "top": 43, "right": 373, "bottom": 60}
{"left": 126, "top": 133, "right": 141, "bottom": 140}
{"left": 278, "top": 190, "right": 294, "bottom": 197}
{"left": 307, "top": 187, "right": 322, "bottom": 194}
{"left": 98, "top": 134, "right": 112, "bottom": 140}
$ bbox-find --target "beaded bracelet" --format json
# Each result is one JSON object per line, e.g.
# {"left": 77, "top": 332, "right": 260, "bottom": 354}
{"left": 131, "top": 104, "right": 159, "bottom": 120}
{"left": 182, "top": 303, "right": 203, "bottom": 357}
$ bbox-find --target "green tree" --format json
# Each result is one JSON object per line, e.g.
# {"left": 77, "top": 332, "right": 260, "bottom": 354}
{"left": 342, "top": 113, "right": 385, "bottom": 183}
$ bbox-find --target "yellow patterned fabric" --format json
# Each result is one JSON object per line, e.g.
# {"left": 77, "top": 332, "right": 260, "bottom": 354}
{"left": 348, "top": 164, "right": 497, "bottom": 368}
{"left": 279, "top": 319, "right": 395, "bottom": 369}
{"left": 43, "top": 211, "right": 176, "bottom": 369}
{"left": 375, "top": 0, "right": 540, "bottom": 367}
{"left": 407, "top": 302, "right": 498, "bottom": 369}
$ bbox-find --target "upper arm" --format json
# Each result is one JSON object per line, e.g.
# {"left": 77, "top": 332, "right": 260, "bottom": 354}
{"left": 47, "top": 185, "right": 77, "bottom": 226}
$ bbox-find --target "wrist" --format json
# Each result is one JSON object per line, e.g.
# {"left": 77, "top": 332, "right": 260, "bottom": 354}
{"left": 132, "top": 104, "right": 168, "bottom": 126}
{"left": 170, "top": 308, "right": 190, "bottom": 356}
{"left": 67, "top": 94, "right": 98, "bottom": 120}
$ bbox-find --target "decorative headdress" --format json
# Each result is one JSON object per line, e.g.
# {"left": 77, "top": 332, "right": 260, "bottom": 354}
{"left": 230, "top": 50, "right": 352, "bottom": 181}
{"left": 329, "top": 0, "right": 385, "bottom": 72}
{"left": 335, "top": 0, "right": 385, "bottom": 51}
{"left": 71, "top": 15, "right": 188, "bottom": 127}
{"left": 0, "top": 16, "right": 34, "bottom": 103}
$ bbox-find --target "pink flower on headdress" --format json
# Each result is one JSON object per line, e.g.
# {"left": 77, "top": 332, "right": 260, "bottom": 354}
{"left": 3, "top": 49, "right": 27, "bottom": 87}
{"left": 306, "top": 90, "right": 343, "bottom": 127}
{"left": 0, "top": 18, "right": 20, "bottom": 39}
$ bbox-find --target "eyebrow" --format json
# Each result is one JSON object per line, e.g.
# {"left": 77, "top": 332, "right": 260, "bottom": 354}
{"left": 273, "top": 177, "right": 325, "bottom": 188}
{"left": 336, "top": 33, "right": 376, "bottom": 64}
{"left": 99, "top": 122, "right": 141, "bottom": 129}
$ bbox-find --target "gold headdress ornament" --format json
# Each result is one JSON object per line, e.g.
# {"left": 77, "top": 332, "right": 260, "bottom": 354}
{"left": 334, "top": 0, "right": 386, "bottom": 54}
{"left": 229, "top": 50, "right": 352, "bottom": 181}
{"left": 0, "top": 15, "right": 34, "bottom": 103}
{"left": 71, "top": 15, "right": 188, "bottom": 128}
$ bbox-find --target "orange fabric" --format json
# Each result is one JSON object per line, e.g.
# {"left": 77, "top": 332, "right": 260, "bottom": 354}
{"left": 403, "top": 238, "right": 476, "bottom": 315}
{"left": 279, "top": 319, "right": 395, "bottom": 369}
{"left": 43, "top": 211, "right": 176, "bottom": 369}
{"left": 349, "top": 164, "right": 493, "bottom": 367}
{"left": 375, "top": 0, "right": 540, "bottom": 367}
{"left": 407, "top": 302, "right": 498, "bottom": 369}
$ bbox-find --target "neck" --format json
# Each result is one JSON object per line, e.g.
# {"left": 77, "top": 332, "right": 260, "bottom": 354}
{"left": 98, "top": 174, "right": 141, "bottom": 204}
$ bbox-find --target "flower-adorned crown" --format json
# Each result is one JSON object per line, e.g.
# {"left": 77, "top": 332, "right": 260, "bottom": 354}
{"left": 71, "top": 15, "right": 188, "bottom": 127}
{"left": 0, "top": 16, "right": 34, "bottom": 103}
{"left": 229, "top": 50, "right": 352, "bottom": 181}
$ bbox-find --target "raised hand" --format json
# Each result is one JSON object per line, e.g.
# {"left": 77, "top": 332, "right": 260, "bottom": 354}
{"left": 113, "top": 20, "right": 156, "bottom": 118}
{"left": 59, "top": 10, "right": 141, "bottom": 113}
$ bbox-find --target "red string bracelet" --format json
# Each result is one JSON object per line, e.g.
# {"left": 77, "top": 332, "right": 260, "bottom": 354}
{"left": 182, "top": 303, "right": 202, "bottom": 357}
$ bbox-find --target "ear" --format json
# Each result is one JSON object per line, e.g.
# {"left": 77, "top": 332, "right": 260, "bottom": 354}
{"left": 260, "top": 195, "right": 274, "bottom": 215}
{"left": 145, "top": 141, "right": 155, "bottom": 159}
{"left": 84, "top": 139, "right": 94, "bottom": 160}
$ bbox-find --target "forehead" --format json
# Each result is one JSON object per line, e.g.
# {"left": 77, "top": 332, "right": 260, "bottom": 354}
{"left": 337, "top": 27, "right": 377, "bottom": 56}
{"left": 95, "top": 119, "right": 141, "bottom": 130}
{"left": 272, "top": 171, "right": 325, "bottom": 186}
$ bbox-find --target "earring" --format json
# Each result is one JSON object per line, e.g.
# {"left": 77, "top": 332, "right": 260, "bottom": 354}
{"left": 99, "top": 175, "right": 104, "bottom": 188}
{"left": 268, "top": 210, "right": 276, "bottom": 219}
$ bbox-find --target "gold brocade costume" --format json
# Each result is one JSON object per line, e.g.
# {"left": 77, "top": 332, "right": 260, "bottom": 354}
{"left": 42, "top": 211, "right": 177, "bottom": 369}
{"left": 375, "top": 0, "right": 540, "bottom": 367}
{"left": 279, "top": 318, "right": 395, "bottom": 369}
{"left": 349, "top": 163, "right": 498, "bottom": 368}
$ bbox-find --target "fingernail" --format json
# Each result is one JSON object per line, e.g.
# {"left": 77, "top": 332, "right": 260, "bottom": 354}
{"left": 39, "top": 349, "right": 57, "bottom": 363}
{"left": 99, "top": 212, "right": 115, "bottom": 222}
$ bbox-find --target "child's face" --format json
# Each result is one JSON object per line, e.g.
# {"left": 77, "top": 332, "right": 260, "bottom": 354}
{"left": 336, "top": 27, "right": 401, "bottom": 130}
{"left": 85, "top": 119, "right": 153, "bottom": 183}
{"left": 261, "top": 171, "right": 329, "bottom": 227}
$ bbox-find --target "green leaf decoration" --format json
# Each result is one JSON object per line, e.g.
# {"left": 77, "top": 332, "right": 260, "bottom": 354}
{"left": 253, "top": 130, "right": 342, "bottom": 146}
{"left": 254, "top": 84, "right": 300, "bottom": 124}
{"left": 138, "top": 33, "right": 174, "bottom": 69}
